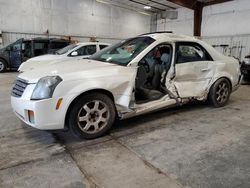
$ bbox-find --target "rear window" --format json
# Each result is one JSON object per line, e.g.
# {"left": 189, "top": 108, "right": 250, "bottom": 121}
{"left": 176, "top": 42, "right": 213, "bottom": 64}
{"left": 34, "top": 42, "right": 48, "bottom": 56}
{"left": 55, "top": 44, "right": 78, "bottom": 55}
{"left": 50, "top": 42, "right": 69, "bottom": 49}
{"left": 34, "top": 42, "right": 46, "bottom": 50}
{"left": 76, "top": 45, "right": 97, "bottom": 56}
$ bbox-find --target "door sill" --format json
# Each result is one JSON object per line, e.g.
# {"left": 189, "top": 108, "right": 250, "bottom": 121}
{"left": 121, "top": 95, "right": 177, "bottom": 119}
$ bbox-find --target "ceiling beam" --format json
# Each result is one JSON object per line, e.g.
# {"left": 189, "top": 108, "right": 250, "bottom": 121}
{"left": 165, "top": 0, "right": 197, "bottom": 10}
{"left": 129, "top": 0, "right": 165, "bottom": 11}
{"left": 165, "top": 0, "right": 233, "bottom": 9}
{"left": 204, "top": 0, "right": 234, "bottom": 6}
{"left": 147, "top": 0, "right": 176, "bottom": 10}
{"left": 162, "top": 0, "right": 234, "bottom": 36}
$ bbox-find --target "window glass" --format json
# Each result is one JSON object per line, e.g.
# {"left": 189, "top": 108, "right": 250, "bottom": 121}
{"left": 22, "top": 41, "right": 32, "bottom": 58}
{"left": 50, "top": 42, "right": 69, "bottom": 49}
{"left": 90, "top": 37, "right": 155, "bottom": 66}
{"left": 34, "top": 42, "right": 48, "bottom": 56}
{"left": 34, "top": 42, "right": 46, "bottom": 50}
{"left": 176, "top": 43, "right": 212, "bottom": 64}
{"left": 55, "top": 44, "right": 78, "bottom": 55}
{"left": 76, "top": 45, "right": 97, "bottom": 56}
{"left": 100, "top": 45, "right": 108, "bottom": 50}
{"left": 12, "top": 40, "right": 22, "bottom": 51}
{"left": 140, "top": 44, "right": 172, "bottom": 68}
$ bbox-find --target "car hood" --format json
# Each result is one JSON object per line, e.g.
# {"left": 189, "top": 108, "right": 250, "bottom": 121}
{"left": 28, "top": 54, "right": 62, "bottom": 61}
{"left": 18, "top": 59, "right": 125, "bottom": 83}
{"left": 19, "top": 54, "right": 66, "bottom": 72}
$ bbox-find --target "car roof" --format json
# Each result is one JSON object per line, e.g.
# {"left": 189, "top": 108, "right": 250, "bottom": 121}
{"left": 23, "top": 38, "right": 70, "bottom": 42}
{"left": 141, "top": 32, "right": 198, "bottom": 43}
{"left": 77, "top": 42, "right": 110, "bottom": 46}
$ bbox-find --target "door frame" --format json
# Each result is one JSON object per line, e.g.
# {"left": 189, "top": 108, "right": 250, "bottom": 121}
{"left": 173, "top": 41, "right": 215, "bottom": 98}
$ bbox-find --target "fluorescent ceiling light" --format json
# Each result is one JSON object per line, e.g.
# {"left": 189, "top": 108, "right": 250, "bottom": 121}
{"left": 144, "top": 6, "right": 151, "bottom": 10}
{"left": 96, "top": 0, "right": 110, "bottom": 4}
{"left": 138, "top": 11, "right": 151, "bottom": 16}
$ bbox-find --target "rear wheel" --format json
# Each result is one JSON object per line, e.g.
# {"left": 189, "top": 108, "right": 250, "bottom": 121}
{"left": 68, "top": 93, "right": 116, "bottom": 139}
{"left": 0, "top": 60, "right": 6, "bottom": 73}
{"left": 208, "top": 78, "right": 231, "bottom": 107}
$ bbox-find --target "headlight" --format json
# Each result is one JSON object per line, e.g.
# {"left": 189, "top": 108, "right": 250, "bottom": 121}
{"left": 31, "top": 76, "right": 62, "bottom": 100}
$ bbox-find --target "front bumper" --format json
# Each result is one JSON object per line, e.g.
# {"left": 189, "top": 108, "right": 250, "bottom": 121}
{"left": 11, "top": 95, "right": 71, "bottom": 130}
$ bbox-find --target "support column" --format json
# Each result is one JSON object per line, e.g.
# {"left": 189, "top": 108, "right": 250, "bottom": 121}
{"left": 193, "top": 2, "right": 203, "bottom": 36}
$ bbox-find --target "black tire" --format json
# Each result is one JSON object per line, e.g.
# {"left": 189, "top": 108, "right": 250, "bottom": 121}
{"left": 0, "top": 59, "right": 7, "bottom": 73}
{"left": 68, "top": 93, "right": 116, "bottom": 139}
{"left": 208, "top": 78, "right": 231, "bottom": 108}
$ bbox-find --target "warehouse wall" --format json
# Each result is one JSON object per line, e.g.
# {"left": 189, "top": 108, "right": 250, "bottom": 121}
{"left": 156, "top": 0, "right": 250, "bottom": 37}
{"left": 156, "top": 7, "right": 194, "bottom": 36}
{"left": 202, "top": 0, "right": 250, "bottom": 36}
{"left": 202, "top": 0, "right": 250, "bottom": 60}
{"left": 156, "top": 0, "right": 250, "bottom": 60}
{"left": 0, "top": 0, "right": 151, "bottom": 46}
{"left": 202, "top": 34, "right": 250, "bottom": 61}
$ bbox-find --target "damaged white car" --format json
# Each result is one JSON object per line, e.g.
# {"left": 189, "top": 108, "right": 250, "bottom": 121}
{"left": 11, "top": 32, "right": 241, "bottom": 139}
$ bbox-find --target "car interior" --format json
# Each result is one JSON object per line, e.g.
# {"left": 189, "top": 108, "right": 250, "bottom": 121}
{"left": 76, "top": 45, "right": 97, "bottom": 56}
{"left": 176, "top": 43, "right": 213, "bottom": 64}
{"left": 22, "top": 41, "right": 32, "bottom": 61}
{"left": 33, "top": 42, "right": 49, "bottom": 56}
{"left": 135, "top": 44, "right": 172, "bottom": 104}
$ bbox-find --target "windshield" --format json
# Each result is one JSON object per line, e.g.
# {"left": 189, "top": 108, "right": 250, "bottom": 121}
{"left": 55, "top": 44, "right": 78, "bottom": 55}
{"left": 90, "top": 37, "right": 155, "bottom": 66}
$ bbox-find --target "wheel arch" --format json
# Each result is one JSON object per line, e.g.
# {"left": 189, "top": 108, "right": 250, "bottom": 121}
{"left": 206, "top": 76, "right": 233, "bottom": 100}
{"left": 64, "top": 88, "right": 115, "bottom": 129}
{"left": 211, "top": 76, "right": 232, "bottom": 92}
{"left": 0, "top": 57, "right": 9, "bottom": 69}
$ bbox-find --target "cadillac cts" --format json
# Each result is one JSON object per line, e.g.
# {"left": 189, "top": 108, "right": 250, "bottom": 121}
{"left": 11, "top": 32, "right": 241, "bottom": 139}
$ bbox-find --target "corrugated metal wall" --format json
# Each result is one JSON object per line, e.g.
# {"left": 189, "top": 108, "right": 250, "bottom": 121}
{"left": 202, "top": 34, "right": 250, "bottom": 61}
{"left": 1, "top": 31, "right": 123, "bottom": 48}
{"left": 0, "top": 0, "right": 151, "bottom": 47}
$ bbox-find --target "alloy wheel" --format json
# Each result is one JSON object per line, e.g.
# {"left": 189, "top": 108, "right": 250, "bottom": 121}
{"left": 0, "top": 61, "right": 4, "bottom": 72}
{"left": 215, "top": 81, "right": 229, "bottom": 104}
{"left": 77, "top": 100, "right": 110, "bottom": 134}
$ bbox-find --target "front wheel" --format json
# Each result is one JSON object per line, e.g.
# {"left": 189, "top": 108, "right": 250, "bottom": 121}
{"left": 0, "top": 60, "right": 6, "bottom": 73}
{"left": 208, "top": 78, "right": 231, "bottom": 108}
{"left": 68, "top": 93, "right": 116, "bottom": 139}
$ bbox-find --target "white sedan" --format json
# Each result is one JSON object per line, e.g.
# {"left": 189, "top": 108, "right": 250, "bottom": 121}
{"left": 11, "top": 32, "right": 241, "bottom": 139}
{"left": 18, "top": 42, "right": 110, "bottom": 72}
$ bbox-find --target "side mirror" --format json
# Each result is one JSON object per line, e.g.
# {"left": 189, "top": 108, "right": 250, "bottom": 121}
{"left": 71, "top": 51, "right": 78, "bottom": 56}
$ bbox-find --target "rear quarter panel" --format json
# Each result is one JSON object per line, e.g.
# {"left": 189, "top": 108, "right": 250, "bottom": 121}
{"left": 212, "top": 57, "right": 241, "bottom": 90}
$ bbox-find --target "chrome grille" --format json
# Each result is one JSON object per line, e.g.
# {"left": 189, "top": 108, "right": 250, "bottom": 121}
{"left": 11, "top": 78, "right": 28, "bottom": 98}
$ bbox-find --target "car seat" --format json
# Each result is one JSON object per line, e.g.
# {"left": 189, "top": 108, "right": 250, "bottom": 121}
{"left": 151, "top": 53, "right": 170, "bottom": 90}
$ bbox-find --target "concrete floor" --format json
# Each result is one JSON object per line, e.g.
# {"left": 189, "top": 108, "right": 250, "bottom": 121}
{"left": 0, "top": 72, "right": 250, "bottom": 188}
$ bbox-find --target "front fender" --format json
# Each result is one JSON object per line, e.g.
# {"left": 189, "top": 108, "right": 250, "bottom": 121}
{"left": 53, "top": 73, "right": 136, "bottom": 113}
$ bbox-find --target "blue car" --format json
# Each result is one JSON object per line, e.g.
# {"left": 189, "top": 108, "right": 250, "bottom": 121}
{"left": 0, "top": 38, "right": 70, "bottom": 72}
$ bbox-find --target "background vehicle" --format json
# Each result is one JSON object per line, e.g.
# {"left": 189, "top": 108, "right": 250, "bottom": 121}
{"left": 241, "top": 55, "right": 250, "bottom": 80}
{"left": 0, "top": 38, "right": 70, "bottom": 72}
{"left": 11, "top": 33, "right": 241, "bottom": 139}
{"left": 18, "top": 42, "right": 110, "bottom": 72}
